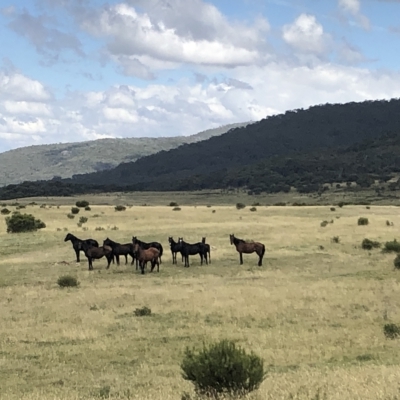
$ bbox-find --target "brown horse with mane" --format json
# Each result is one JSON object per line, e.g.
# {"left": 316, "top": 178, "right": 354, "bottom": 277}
{"left": 133, "top": 243, "right": 160, "bottom": 274}
{"left": 81, "top": 242, "right": 113, "bottom": 271}
{"left": 229, "top": 234, "right": 265, "bottom": 266}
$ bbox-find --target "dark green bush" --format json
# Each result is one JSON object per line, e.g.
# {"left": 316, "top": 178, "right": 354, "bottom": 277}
{"left": 5, "top": 213, "right": 46, "bottom": 233}
{"left": 114, "top": 205, "right": 126, "bottom": 212}
{"left": 76, "top": 200, "right": 89, "bottom": 208}
{"left": 330, "top": 207, "right": 336, "bottom": 212}
{"left": 84, "top": 206, "right": 91, "bottom": 211}
{"left": 332, "top": 236, "right": 340, "bottom": 243}
{"left": 71, "top": 207, "right": 80, "bottom": 215}
{"left": 361, "top": 238, "right": 381, "bottom": 250}
{"left": 338, "top": 202, "right": 345, "bottom": 208}
{"left": 358, "top": 217, "right": 369, "bottom": 226}
{"left": 134, "top": 306, "right": 152, "bottom": 316}
{"left": 236, "top": 203, "right": 246, "bottom": 210}
{"left": 181, "top": 339, "right": 265, "bottom": 398}
{"left": 16, "top": 205, "right": 26, "bottom": 209}
{"left": 320, "top": 220, "right": 329, "bottom": 227}
{"left": 394, "top": 255, "right": 400, "bottom": 270}
{"left": 169, "top": 202, "right": 179, "bottom": 207}
{"left": 384, "top": 240, "right": 400, "bottom": 253}
{"left": 173, "top": 207, "right": 182, "bottom": 211}
{"left": 383, "top": 323, "right": 400, "bottom": 339}
{"left": 249, "top": 207, "right": 257, "bottom": 212}
{"left": 79, "top": 216, "right": 88, "bottom": 224}
{"left": 67, "top": 213, "right": 75, "bottom": 219}
{"left": 1, "top": 208, "right": 11, "bottom": 215}
{"left": 57, "top": 275, "right": 79, "bottom": 288}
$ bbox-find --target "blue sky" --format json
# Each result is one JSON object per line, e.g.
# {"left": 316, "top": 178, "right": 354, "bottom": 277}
{"left": 0, "top": 0, "right": 400, "bottom": 152}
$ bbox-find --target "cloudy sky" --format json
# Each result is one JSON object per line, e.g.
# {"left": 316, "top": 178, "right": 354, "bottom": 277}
{"left": 0, "top": 0, "right": 400, "bottom": 152}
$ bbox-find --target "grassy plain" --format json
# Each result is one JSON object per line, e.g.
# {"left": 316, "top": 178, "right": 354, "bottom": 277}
{"left": 0, "top": 195, "right": 400, "bottom": 399}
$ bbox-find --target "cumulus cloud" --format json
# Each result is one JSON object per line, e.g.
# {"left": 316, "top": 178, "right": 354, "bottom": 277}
{"left": 338, "top": 0, "right": 370, "bottom": 30}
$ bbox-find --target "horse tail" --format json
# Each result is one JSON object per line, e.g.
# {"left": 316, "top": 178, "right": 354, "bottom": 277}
{"left": 261, "top": 244, "right": 265, "bottom": 258}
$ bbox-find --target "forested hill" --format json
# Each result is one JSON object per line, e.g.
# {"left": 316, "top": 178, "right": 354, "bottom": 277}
{"left": 65, "top": 98, "right": 400, "bottom": 187}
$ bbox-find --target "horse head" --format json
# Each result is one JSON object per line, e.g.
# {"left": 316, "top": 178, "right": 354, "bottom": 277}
{"left": 229, "top": 234, "right": 235, "bottom": 245}
{"left": 64, "top": 233, "right": 73, "bottom": 242}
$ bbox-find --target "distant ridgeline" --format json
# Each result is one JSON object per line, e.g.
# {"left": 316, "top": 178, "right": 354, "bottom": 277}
{"left": 2, "top": 98, "right": 400, "bottom": 200}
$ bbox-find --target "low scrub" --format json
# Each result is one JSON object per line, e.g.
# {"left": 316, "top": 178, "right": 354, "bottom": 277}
{"left": 181, "top": 339, "right": 265, "bottom": 398}
{"left": 383, "top": 239, "right": 400, "bottom": 253}
{"left": 361, "top": 238, "right": 381, "bottom": 250}
{"left": 330, "top": 207, "right": 336, "bottom": 211}
{"left": 236, "top": 203, "right": 246, "bottom": 210}
{"left": 173, "top": 207, "right": 182, "bottom": 211}
{"left": 70, "top": 207, "right": 80, "bottom": 215}
{"left": 5, "top": 213, "right": 46, "bottom": 233}
{"left": 79, "top": 216, "right": 88, "bottom": 224}
{"left": 114, "top": 205, "right": 126, "bottom": 212}
{"left": 1, "top": 208, "right": 11, "bottom": 215}
{"left": 394, "top": 255, "right": 400, "bottom": 270}
{"left": 383, "top": 323, "right": 400, "bottom": 339}
{"left": 134, "top": 306, "right": 152, "bottom": 316}
{"left": 249, "top": 207, "right": 257, "bottom": 212}
{"left": 169, "top": 202, "right": 179, "bottom": 207}
{"left": 331, "top": 236, "right": 340, "bottom": 244}
{"left": 75, "top": 200, "right": 89, "bottom": 208}
{"left": 67, "top": 213, "right": 75, "bottom": 219}
{"left": 84, "top": 206, "right": 91, "bottom": 211}
{"left": 358, "top": 217, "right": 369, "bottom": 226}
{"left": 57, "top": 275, "right": 79, "bottom": 288}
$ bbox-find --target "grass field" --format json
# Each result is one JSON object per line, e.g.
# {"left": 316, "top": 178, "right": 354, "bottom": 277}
{"left": 1, "top": 197, "right": 400, "bottom": 399}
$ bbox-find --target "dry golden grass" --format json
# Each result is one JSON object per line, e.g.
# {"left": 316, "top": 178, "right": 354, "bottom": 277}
{"left": 0, "top": 200, "right": 400, "bottom": 399}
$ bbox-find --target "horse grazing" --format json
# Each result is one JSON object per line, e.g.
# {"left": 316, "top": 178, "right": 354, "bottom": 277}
{"left": 168, "top": 236, "right": 183, "bottom": 264}
{"left": 81, "top": 242, "right": 113, "bottom": 271}
{"left": 132, "top": 237, "right": 163, "bottom": 265}
{"left": 179, "top": 238, "right": 208, "bottom": 268}
{"left": 103, "top": 237, "right": 135, "bottom": 266}
{"left": 133, "top": 243, "right": 160, "bottom": 275}
{"left": 229, "top": 234, "right": 265, "bottom": 266}
{"left": 64, "top": 233, "right": 99, "bottom": 262}
{"left": 201, "top": 237, "right": 211, "bottom": 264}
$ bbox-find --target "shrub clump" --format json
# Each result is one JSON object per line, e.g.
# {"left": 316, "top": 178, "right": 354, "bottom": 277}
{"left": 134, "top": 306, "right": 152, "bottom": 316}
{"left": 85, "top": 206, "right": 91, "bottom": 211}
{"left": 57, "top": 275, "right": 79, "bottom": 288}
{"left": 249, "top": 207, "right": 257, "bottom": 212}
{"left": 1, "top": 208, "right": 11, "bottom": 215}
{"left": 394, "top": 255, "right": 400, "bottom": 270}
{"left": 5, "top": 213, "right": 46, "bottom": 233}
{"left": 331, "top": 236, "right": 340, "bottom": 244}
{"left": 236, "top": 203, "right": 246, "bottom": 210}
{"left": 383, "top": 323, "right": 400, "bottom": 339}
{"left": 67, "top": 213, "right": 75, "bottom": 219}
{"left": 330, "top": 207, "right": 336, "bottom": 212}
{"left": 358, "top": 217, "right": 369, "bottom": 226}
{"left": 71, "top": 207, "right": 80, "bottom": 215}
{"left": 169, "top": 202, "right": 179, "bottom": 207}
{"left": 114, "top": 205, "right": 126, "bottom": 212}
{"left": 361, "top": 238, "right": 381, "bottom": 250}
{"left": 383, "top": 239, "right": 400, "bottom": 253}
{"left": 181, "top": 339, "right": 265, "bottom": 398}
{"left": 173, "top": 207, "right": 182, "bottom": 211}
{"left": 75, "top": 200, "right": 89, "bottom": 208}
{"left": 320, "top": 220, "right": 329, "bottom": 227}
{"left": 79, "top": 216, "right": 88, "bottom": 224}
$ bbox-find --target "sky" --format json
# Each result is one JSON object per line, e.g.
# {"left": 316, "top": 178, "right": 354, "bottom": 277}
{"left": 0, "top": 0, "right": 400, "bottom": 152}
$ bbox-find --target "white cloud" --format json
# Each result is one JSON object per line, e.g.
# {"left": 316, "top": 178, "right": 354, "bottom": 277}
{"left": 282, "top": 14, "right": 331, "bottom": 55}
{"left": 338, "top": 0, "right": 370, "bottom": 30}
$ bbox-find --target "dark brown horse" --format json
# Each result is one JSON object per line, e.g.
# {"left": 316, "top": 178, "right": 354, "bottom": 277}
{"left": 133, "top": 243, "right": 160, "bottom": 275}
{"left": 103, "top": 237, "right": 135, "bottom": 266}
{"left": 132, "top": 237, "right": 163, "bottom": 265}
{"left": 202, "top": 237, "right": 211, "bottom": 264}
{"left": 168, "top": 236, "right": 183, "bottom": 264}
{"left": 81, "top": 242, "right": 113, "bottom": 271}
{"left": 64, "top": 233, "right": 99, "bottom": 262}
{"left": 229, "top": 234, "right": 265, "bottom": 266}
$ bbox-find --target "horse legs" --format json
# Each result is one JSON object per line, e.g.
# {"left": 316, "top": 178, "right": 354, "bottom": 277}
{"left": 106, "top": 254, "right": 113, "bottom": 269}
{"left": 140, "top": 260, "right": 145, "bottom": 275}
{"left": 172, "top": 251, "right": 176, "bottom": 264}
{"left": 239, "top": 252, "right": 243, "bottom": 265}
{"left": 258, "top": 252, "right": 263, "bottom": 267}
{"left": 75, "top": 248, "right": 80, "bottom": 262}
{"left": 88, "top": 257, "right": 93, "bottom": 271}
{"left": 115, "top": 254, "right": 120, "bottom": 266}
{"left": 184, "top": 255, "right": 190, "bottom": 267}
{"left": 124, "top": 254, "right": 128, "bottom": 265}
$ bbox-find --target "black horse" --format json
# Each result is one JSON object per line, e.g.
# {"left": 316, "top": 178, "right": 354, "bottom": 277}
{"left": 202, "top": 237, "right": 211, "bottom": 264}
{"left": 103, "top": 237, "right": 135, "bottom": 266}
{"left": 179, "top": 238, "right": 208, "bottom": 268}
{"left": 81, "top": 242, "right": 113, "bottom": 271}
{"left": 64, "top": 233, "right": 99, "bottom": 262}
{"left": 132, "top": 237, "right": 163, "bottom": 268}
{"left": 168, "top": 236, "right": 183, "bottom": 264}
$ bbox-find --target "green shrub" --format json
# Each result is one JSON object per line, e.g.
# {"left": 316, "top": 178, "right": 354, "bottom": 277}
{"left": 169, "top": 202, "right": 179, "bottom": 207}
{"left": 95, "top": 226, "right": 105, "bottom": 231}
{"left": 361, "top": 238, "right": 380, "bottom": 250}
{"left": 320, "top": 220, "right": 329, "bottom": 227}
{"left": 79, "top": 216, "right": 88, "bottom": 224}
{"left": 16, "top": 205, "right": 26, "bottom": 209}
{"left": 77, "top": 222, "right": 82, "bottom": 228}
{"left": 134, "top": 306, "right": 152, "bottom": 316}
{"left": 274, "top": 202, "right": 286, "bottom": 206}
{"left": 57, "top": 275, "right": 79, "bottom": 288}
{"left": 5, "top": 213, "right": 46, "bottom": 233}
{"left": 338, "top": 202, "right": 345, "bottom": 208}
{"left": 394, "top": 255, "right": 400, "bottom": 270}
{"left": 67, "top": 213, "right": 75, "bottom": 219}
{"left": 383, "top": 239, "right": 400, "bottom": 253}
{"left": 173, "top": 207, "right": 182, "bottom": 211}
{"left": 181, "top": 339, "right": 265, "bottom": 398}
{"left": 75, "top": 200, "right": 89, "bottom": 208}
{"left": 71, "top": 207, "right": 80, "bottom": 215}
{"left": 386, "top": 220, "right": 394, "bottom": 226}
{"left": 366, "top": 206, "right": 371, "bottom": 210}
{"left": 249, "top": 207, "right": 257, "bottom": 212}
{"left": 330, "top": 207, "right": 336, "bottom": 212}
{"left": 331, "top": 236, "right": 340, "bottom": 243}
{"left": 383, "top": 323, "right": 400, "bottom": 339}
{"left": 236, "top": 203, "right": 246, "bottom": 210}
{"left": 110, "top": 225, "right": 119, "bottom": 230}
{"left": 358, "top": 217, "right": 369, "bottom": 226}
{"left": 40, "top": 204, "right": 46, "bottom": 209}
{"left": 1, "top": 208, "right": 11, "bottom": 215}
{"left": 114, "top": 205, "right": 126, "bottom": 212}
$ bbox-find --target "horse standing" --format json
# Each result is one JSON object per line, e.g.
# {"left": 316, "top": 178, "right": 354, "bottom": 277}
{"left": 103, "top": 237, "right": 135, "bottom": 266}
{"left": 229, "top": 234, "right": 265, "bottom": 266}
{"left": 64, "top": 233, "right": 99, "bottom": 262}
{"left": 133, "top": 242, "right": 160, "bottom": 275}
{"left": 179, "top": 238, "right": 208, "bottom": 268}
{"left": 132, "top": 237, "right": 163, "bottom": 266}
{"left": 81, "top": 242, "right": 113, "bottom": 271}
{"left": 202, "top": 237, "right": 211, "bottom": 264}
{"left": 168, "top": 236, "right": 183, "bottom": 264}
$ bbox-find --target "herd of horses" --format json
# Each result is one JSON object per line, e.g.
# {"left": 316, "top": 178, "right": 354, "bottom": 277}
{"left": 64, "top": 233, "right": 265, "bottom": 274}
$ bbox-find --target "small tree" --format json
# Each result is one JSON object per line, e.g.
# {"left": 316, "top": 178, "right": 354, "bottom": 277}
{"left": 358, "top": 217, "right": 369, "bottom": 226}
{"left": 71, "top": 207, "right": 80, "bottom": 215}
{"left": 114, "top": 205, "right": 126, "bottom": 212}
{"left": 76, "top": 200, "right": 89, "bottom": 208}
{"left": 181, "top": 339, "right": 265, "bottom": 398}
{"left": 79, "top": 216, "right": 88, "bottom": 224}
{"left": 236, "top": 203, "right": 246, "bottom": 210}
{"left": 361, "top": 238, "right": 380, "bottom": 250}
{"left": 5, "top": 213, "right": 46, "bottom": 233}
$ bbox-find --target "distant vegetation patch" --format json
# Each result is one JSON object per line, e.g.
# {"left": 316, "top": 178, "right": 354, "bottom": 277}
{"left": 75, "top": 200, "right": 89, "bottom": 208}
{"left": 383, "top": 239, "right": 400, "bottom": 253}
{"left": 114, "top": 205, "right": 126, "bottom": 212}
{"left": 5, "top": 213, "right": 46, "bottom": 233}
{"left": 358, "top": 217, "right": 369, "bottom": 226}
{"left": 361, "top": 238, "right": 380, "bottom": 250}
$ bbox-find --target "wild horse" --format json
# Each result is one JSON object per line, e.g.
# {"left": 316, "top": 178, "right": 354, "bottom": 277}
{"left": 81, "top": 242, "right": 113, "bottom": 271}
{"left": 64, "top": 233, "right": 99, "bottom": 262}
{"left": 103, "top": 237, "right": 135, "bottom": 266}
{"left": 229, "top": 234, "right": 265, "bottom": 266}
{"left": 168, "top": 236, "right": 183, "bottom": 264}
{"left": 133, "top": 242, "right": 160, "bottom": 275}
{"left": 202, "top": 237, "right": 211, "bottom": 264}
{"left": 179, "top": 238, "right": 208, "bottom": 268}
{"left": 132, "top": 237, "right": 163, "bottom": 267}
